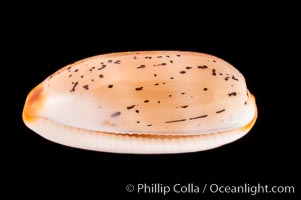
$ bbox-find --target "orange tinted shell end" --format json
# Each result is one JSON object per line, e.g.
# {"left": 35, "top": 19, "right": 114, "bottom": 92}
{"left": 23, "top": 84, "right": 44, "bottom": 122}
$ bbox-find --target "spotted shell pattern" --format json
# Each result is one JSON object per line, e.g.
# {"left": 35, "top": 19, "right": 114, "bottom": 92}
{"left": 23, "top": 51, "right": 257, "bottom": 154}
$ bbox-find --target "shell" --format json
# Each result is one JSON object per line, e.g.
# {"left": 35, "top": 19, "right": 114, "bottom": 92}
{"left": 23, "top": 51, "right": 257, "bottom": 154}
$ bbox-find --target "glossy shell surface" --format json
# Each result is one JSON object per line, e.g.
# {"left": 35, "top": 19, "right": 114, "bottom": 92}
{"left": 23, "top": 51, "right": 257, "bottom": 154}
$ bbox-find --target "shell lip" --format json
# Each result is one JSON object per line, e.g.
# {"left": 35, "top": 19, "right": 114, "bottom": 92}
{"left": 26, "top": 110, "right": 257, "bottom": 139}
{"left": 23, "top": 110, "right": 257, "bottom": 154}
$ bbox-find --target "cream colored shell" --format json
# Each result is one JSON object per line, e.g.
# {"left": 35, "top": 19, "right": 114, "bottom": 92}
{"left": 23, "top": 51, "right": 257, "bottom": 154}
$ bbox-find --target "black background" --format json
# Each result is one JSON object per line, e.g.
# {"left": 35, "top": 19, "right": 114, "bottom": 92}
{"left": 6, "top": 4, "right": 298, "bottom": 199}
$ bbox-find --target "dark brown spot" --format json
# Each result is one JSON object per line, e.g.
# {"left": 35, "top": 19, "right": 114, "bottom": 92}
{"left": 244, "top": 101, "right": 247, "bottom": 105}
{"left": 228, "top": 92, "right": 237, "bottom": 97}
{"left": 70, "top": 82, "right": 78, "bottom": 92}
{"left": 114, "top": 60, "right": 121, "bottom": 64}
{"left": 219, "top": 73, "right": 223, "bottom": 75}
{"left": 157, "top": 56, "right": 163, "bottom": 58}
{"left": 181, "top": 92, "right": 185, "bottom": 95}
{"left": 144, "top": 100, "right": 149, "bottom": 103}
{"left": 80, "top": 75, "right": 84, "bottom": 78}
{"left": 212, "top": 69, "right": 216, "bottom": 76}
{"left": 186, "top": 66, "right": 192, "bottom": 70}
{"left": 203, "top": 88, "right": 208, "bottom": 91}
{"left": 180, "top": 105, "right": 188, "bottom": 108}
{"left": 99, "top": 74, "right": 104, "bottom": 78}
{"left": 170, "top": 77, "right": 174, "bottom": 79}
{"left": 145, "top": 56, "right": 152, "bottom": 59}
{"left": 137, "top": 64, "right": 146, "bottom": 69}
{"left": 154, "top": 74, "right": 157, "bottom": 77}
{"left": 91, "top": 79, "right": 94, "bottom": 82}
{"left": 108, "top": 84, "right": 114, "bottom": 88}
{"left": 111, "top": 112, "right": 121, "bottom": 118}
{"left": 147, "top": 124, "right": 152, "bottom": 126}
{"left": 165, "top": 119, "right": 186, "bottom": 123}
{"left": 176, "top": 54, "right": 181, "bottom": 57}
{"left": 135, "top": 87, "right": 143, "bottom": 91}
{"left": 157, "top": 101, "right": 161, "bottom": 104}
{"left": 179, "top": 71, "right": 186, "bottom": 74}
{"left": 225, "top": 77, "right": 230, "bottom": 81}
{"left": 198, "top": 65, "right": 208, "bottom": 69}
{"left": 216, "top": 109, "right": 225, "bottom": 113}
{"left": 98, "top": 65, "right": 106, "bottom": 70}
{"left": 127, "top": 105, "right": 135, "bottom": 109}
{"left": 135, "top": 110, "right": 140, "bottom": 113}
{"left": 213, "top": 60, "right": 216, "bottom": 62}
{"left": 108, "top": 60, "right": 112, "bottom": 63}
{"left": 189, "top": 115, "right": 208, "bottom": 120}
{"left": 156, "top": 63, "right": 166, "bottom": 66}
{"left": 169, "top": 94, "right": 172, "bottom": 97}
{"left": 232, "top": 75, "right": 239, "bottom": 81}
{"left": 74, "top": 69, "right": 79, "bottom": 72}
{"left": 69, "top": 74, "right": 72, "bottom": 78}
{"left": 136, "top": 121, "right": 140, "bottom": 123}
{"left": 154, "top": 83, "right": 159, "bottom": 86}
{"left": 83, "top": 85, "right": 89, "bottom": 90}
{"left": 170, "top": 60, "right": 173, "bottom": 63}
